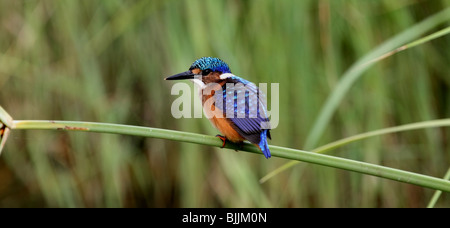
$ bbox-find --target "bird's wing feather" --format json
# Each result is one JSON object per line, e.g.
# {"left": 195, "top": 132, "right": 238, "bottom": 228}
{"left": 213, "top": 75, "right": 271, "bottom": 144}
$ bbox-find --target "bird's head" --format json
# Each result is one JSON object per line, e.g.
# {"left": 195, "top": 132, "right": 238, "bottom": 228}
{"left": 165, "top": 57, "right": 232, "bottom": 88}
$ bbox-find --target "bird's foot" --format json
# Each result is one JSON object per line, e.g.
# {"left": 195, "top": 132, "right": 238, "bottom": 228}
{"left": 215, "top": 134, "right": 227, "bottom": 148}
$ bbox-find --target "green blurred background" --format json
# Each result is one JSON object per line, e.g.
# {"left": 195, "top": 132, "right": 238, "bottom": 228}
{"left": 0, "top": 0, "right": 449, "bottom": 207}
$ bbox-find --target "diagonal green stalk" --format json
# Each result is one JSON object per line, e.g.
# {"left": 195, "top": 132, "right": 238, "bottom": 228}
{"left": 314, "top": 119, "right": 450, "bottom": 154}
{"left": 427, "top": 167, "right": 450, "bottom": 208}
{"left": 0, "top": 105, "right": 13, "bottom": 128}
{"left": 0, "top": 105, "right": 13, "bottom": 154}
{"left": 0, "top": 127, "right": 10, "bottom": 156}
{"left": 9, "top": 119, "right": 450, "bottom": 192}
{"left": 260, "top": 119, "right": 450, "bottom": 183}
{"left": 358, "top": 25, "right": 450, "bottom": 69}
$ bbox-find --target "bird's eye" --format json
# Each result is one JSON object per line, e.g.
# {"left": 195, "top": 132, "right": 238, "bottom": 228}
{"left": 202, "top": 69, "right": 212, "bottom": 76}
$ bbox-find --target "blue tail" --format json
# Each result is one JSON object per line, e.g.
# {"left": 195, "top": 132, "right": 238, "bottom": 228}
{"left": 258, "top": 130, "right": 271, "bottom": 159}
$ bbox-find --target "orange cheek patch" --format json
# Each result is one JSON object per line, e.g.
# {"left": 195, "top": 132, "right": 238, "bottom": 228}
{"left": 191, "top": 68, "right": 201, "bottom": 75}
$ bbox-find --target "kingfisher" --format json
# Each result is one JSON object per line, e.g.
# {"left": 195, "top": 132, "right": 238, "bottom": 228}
{"left": 165, "top": 57, "right": 272, "bottom": 158}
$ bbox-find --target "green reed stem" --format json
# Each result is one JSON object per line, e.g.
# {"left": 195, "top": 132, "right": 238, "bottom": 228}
{"left": 10, "top": 120, "right": 450, "bottom": 192}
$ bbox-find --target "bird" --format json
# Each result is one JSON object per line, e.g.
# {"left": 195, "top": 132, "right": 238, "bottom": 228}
{"left": 165, "top": 57, "right": 272, "bottom": 158}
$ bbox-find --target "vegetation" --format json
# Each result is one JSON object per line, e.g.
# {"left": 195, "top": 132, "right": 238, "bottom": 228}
{"left": 0, "top": 0, "right": 449, "bottom": 207}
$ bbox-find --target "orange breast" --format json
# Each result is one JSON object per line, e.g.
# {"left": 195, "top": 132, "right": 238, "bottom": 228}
{"left": 209, "top": 116, "right": 245, "bottom": 143}
{"left": 201, "top": 84, "right": 244, "bottom": 143}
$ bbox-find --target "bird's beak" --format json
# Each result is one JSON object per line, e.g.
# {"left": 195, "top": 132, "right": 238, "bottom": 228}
{"left": 165, "top": 70, "right": 195, "bottom": 80}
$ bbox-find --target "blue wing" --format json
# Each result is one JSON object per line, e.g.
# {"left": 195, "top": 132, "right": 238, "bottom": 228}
{"left": 214, "top": 75, "right": 271, "bottom": 157}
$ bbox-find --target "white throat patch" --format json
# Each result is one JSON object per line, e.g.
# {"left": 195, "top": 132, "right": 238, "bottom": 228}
{"left": 219, "top": 73, "right": 234, "bottom": 80}
{"left": 190, "top": 75, "right": 205, "bottom": 89}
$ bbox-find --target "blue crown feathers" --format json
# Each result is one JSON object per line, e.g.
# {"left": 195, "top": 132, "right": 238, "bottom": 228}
{"left": 189, "top": 57, "right": 231, "bottom": 73}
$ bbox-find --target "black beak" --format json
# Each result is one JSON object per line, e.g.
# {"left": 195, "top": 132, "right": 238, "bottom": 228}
{"left": 165, "top": 71, "right": 195, "bottom": 80}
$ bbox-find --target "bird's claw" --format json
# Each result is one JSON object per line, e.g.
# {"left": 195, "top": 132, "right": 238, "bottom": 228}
{"left": 215, "top": 134, "right": 227, "bottom": 148}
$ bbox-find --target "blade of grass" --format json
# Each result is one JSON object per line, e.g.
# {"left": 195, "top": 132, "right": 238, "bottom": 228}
{"left": 427, "top": 167, "right": 450, "bottom": 208}
{"left": 10, "top": 119, "right": 450, "bottom": 192}
{"left": 0, "top": 127, "right": 10, "bottom": 155}
{"left": 260, "top": 119, "right": 450, "bottom": 183}
{"left": 314, "top": 119, "right": 450, "bottom": 154}
{"left": 0, "top": 105, "right": 13, "bottom": 128}
{"left": 359, "top": 25, "right": 450, "bottom": 69}
{"left": 0, "top": 105, "right": 13, "bottom": 154}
